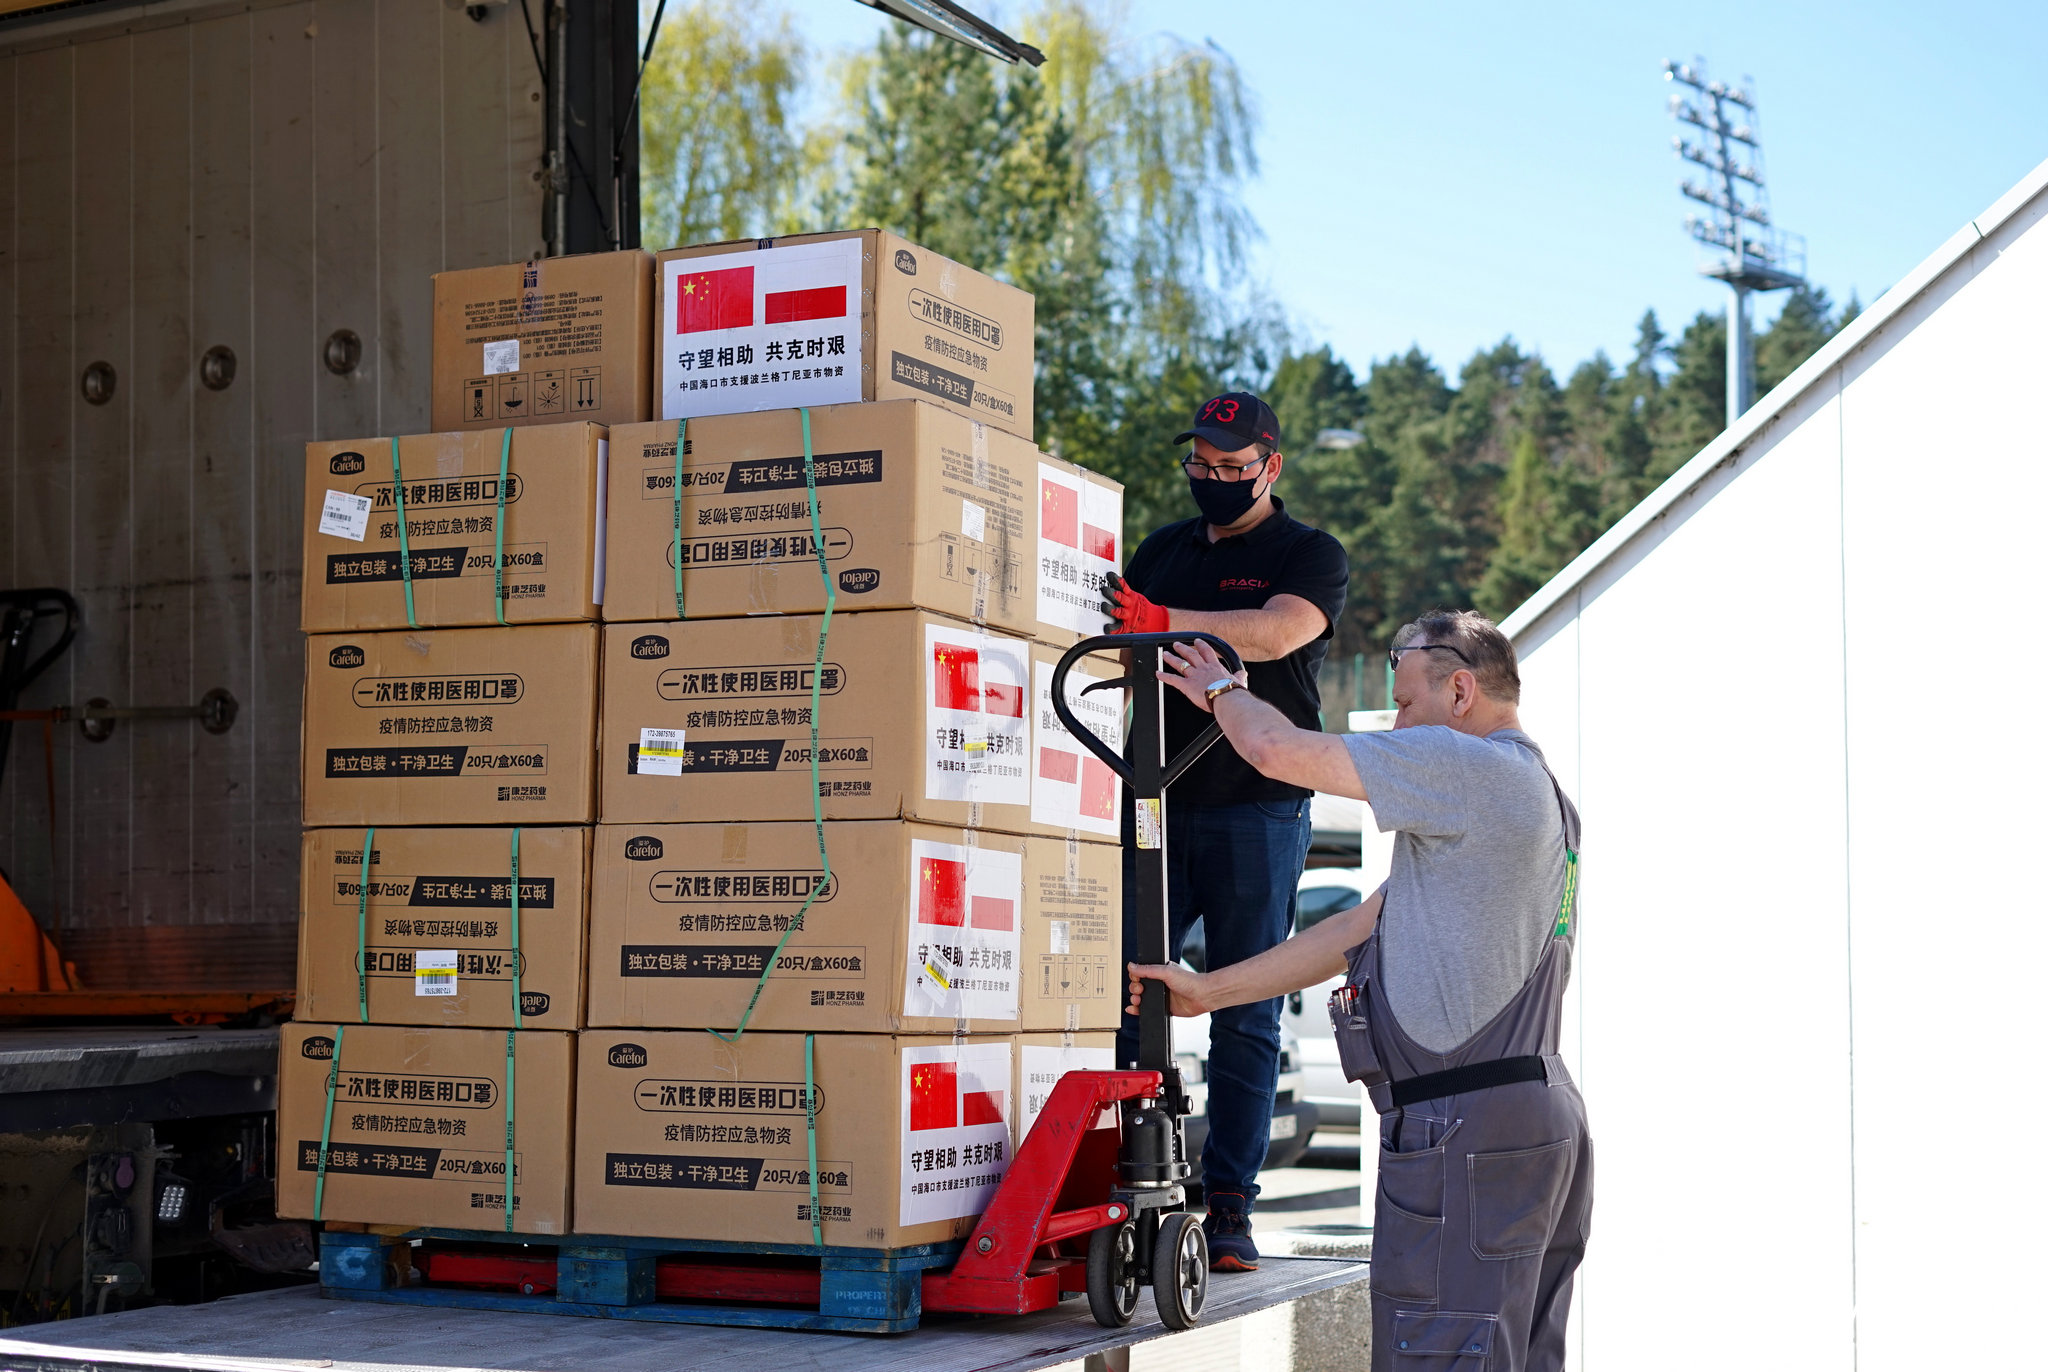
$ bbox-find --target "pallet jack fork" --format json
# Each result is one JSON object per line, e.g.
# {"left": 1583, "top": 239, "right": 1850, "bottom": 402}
{"left": 923, "top": 631, "right": 1242, "bottom": 1332}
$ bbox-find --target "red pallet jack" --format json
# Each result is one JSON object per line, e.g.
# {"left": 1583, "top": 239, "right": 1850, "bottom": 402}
{"left": 920, "top": 631, "right": 1242, "bottom": 1331}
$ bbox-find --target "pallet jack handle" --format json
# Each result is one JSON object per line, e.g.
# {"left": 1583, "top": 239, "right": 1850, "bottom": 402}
{"left": 1049, "top": 632, "right": 1243, "bottom": 1089}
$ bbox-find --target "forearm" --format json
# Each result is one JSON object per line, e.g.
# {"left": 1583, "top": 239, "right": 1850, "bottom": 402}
{"left": 1163, "top": 606, "right": 1294, "bottom": 661}
{"left": 1203, "top": 889, "right": 1383, "bottom": 1010}
{"left": 1211, "top": 687, "right": 1367, "bottom": 798}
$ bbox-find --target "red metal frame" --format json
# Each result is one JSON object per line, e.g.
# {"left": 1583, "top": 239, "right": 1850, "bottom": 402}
{"left": 920, "top": 1068, "right": 1159, "bottom": 1315}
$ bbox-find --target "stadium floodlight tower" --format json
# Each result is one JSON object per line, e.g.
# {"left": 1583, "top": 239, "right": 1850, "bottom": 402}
{"left": 1664, "top": 58, "right": 1806, "bottom": 425}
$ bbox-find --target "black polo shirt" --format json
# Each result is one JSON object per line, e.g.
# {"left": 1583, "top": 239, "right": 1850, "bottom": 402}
{"left": 1122, "top": 496, "right": 1348, "bottom": 806}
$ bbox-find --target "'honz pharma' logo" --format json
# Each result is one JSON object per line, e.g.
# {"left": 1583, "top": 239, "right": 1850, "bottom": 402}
{"left": 624, "top": 835, "right": 665, "bottom": 861}
{"left": 301, "top": 1036, "right": 336, "bottom": 1060}
{"left": 608, "top": 1043, "right": 648, "bottom": 1068}
{"left": 329, "top": 451, "right": 367, "bottom": 476}
{"left": 328, "top": 645, "right": 366, "bottom": 669}
{"left": 631, "top": 635, "right": 671, "bottom": 660}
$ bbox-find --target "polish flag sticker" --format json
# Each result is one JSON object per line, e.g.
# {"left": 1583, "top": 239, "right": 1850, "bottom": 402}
{"left": 901, "top": 1041, "right": 1012, "bottom": 1225}
{"left": 661, "top": 237, "right": 864, "bottom": 421}
{"left": 905, "top": 838, "right": 1021, "bottom": 1021}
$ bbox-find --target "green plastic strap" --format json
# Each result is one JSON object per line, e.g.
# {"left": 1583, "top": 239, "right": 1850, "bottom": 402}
{"left": 1552, "top": 848, "right": 1579, "bottom": 939}
{"left": 389, "top": 439, "right": 417, "bottom": 628}
{"left": 805, "top": 1033, "right": 821, "bottom": 1247}
{"left": 494, "top": 428, "right": 512, "bottom": 626}
{"left": 713, "top": 407, "right": 834, "bottom": 1043}
{"left": 504, "top": 826, "right": 522, "bottom": 1231}
{"left": 672, "top": 418, "right": 686, "bottom": 620}
{"left": 355, "top": 828, "right": 374, "bottom": 1024}
{"left": 313, "top": 1023, "right": 345, "bottom": 1221}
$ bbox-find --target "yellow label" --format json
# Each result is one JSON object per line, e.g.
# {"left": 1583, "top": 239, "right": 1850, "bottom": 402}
{"left": 1136, "top": 798, "right": 1162, "bottom": 850}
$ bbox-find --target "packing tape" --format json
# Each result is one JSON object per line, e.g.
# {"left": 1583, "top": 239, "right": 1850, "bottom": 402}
{"left": 713, "top": 407, "right": 835, "bottom": 1043}
{"left": 805, "top": 1032, "right": 821, "bottom": 1248}
{"left": 389, "top": 439, "right": 418, "bottom": 627}
{"left": 313, "top": 1023, "right": 345, "bottom": 1222}
{"left": 355, "top": 829, "right": 374, "bottom": 1024}
{"left": 505, "top": 826, "right": 523, "bottom": 1230}
{"left": 672, "top": 418, "right": 687, "bottom": 620}
{"left": 494, "top": 428, "right": 512, "bottom": 626}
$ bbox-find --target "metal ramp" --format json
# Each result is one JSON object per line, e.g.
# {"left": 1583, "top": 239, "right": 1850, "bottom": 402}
{"left": 0, "top": 1253, "right": 1366, "bottom": 1372}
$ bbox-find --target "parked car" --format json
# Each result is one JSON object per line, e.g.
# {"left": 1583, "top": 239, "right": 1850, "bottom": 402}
{"left": 1174, "top": 922, "right": 1319, "bottom": 1182}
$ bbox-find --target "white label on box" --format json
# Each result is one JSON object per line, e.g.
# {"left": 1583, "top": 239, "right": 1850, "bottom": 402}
{"left": 1018, "top": 1043, "right": 1115, "bottom": 1142}
{"left": 318, "top": 489, "right": 373, "bottom": 543}
{"left": 593, "top": 438, "right": 609, "bottom": 604}
{"left": 660, "top": 238, "right": 864, "bottom": 421}
{"left": 638, "top": 727, "right": 687, "bottom": 776}
{"left": 483, "top": 338, "right": 521, "bottom": 376}
{"left": 903, "top": 839, "right": 1022, "bottom": 1021}
{"left": 960, "top": 498, "right": 987, "bottom": 543}
{"left": 1035, "top": 464, "right": 1122, "bottom": 634}
{"left": 414, "top": 949, "right": 458, "bottom": 997}
{"left": 924, "top": 624, "right": 1031, "bottom": 809}
{"left": 1048, "top": 920, "right": 1070, "bottom": 956}
{"left": 901, "top": 1041, "right": 1013, "bottom": 1225}
{"left": 1030, "top": 658, "right": 1124, "bottom": 838}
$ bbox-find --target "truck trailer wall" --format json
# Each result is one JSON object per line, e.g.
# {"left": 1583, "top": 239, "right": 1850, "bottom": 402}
{"left": 0, "top": 0, "right": 545, "bottom": 989}
{"left": 1505, "top": 163, "right": 2048, "bottom": 1369}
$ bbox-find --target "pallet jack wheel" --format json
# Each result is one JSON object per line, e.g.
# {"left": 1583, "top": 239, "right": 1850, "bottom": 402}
{"left": 1086, "top": 1220, "right": 1141, "bottom": 1327}
{"left": 1152, "top": 1211, "right": 1208, "bottom": 1330}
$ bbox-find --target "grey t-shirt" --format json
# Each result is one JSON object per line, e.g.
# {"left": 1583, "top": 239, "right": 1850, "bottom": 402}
{"left": 1341, "top": 726, "right": 1572, "bottom": 1054}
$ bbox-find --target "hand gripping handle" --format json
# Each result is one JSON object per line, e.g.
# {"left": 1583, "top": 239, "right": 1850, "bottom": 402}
{"left": 1048, "top": 632, "right": 1244, "bottom": 792}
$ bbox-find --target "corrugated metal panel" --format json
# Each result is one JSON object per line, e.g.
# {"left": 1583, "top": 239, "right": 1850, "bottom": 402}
{"left": 0, "top": 0, "right": 546, "bottom": 990}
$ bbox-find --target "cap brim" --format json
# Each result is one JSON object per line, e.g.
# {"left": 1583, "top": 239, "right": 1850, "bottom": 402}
{"left": 1171, "top": 425, "right": 1258, "bottom": 452}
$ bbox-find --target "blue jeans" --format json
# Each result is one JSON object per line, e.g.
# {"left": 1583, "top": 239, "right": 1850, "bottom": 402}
{"left": 1116, "top": 795, "right": 1313, "bottom": 1205}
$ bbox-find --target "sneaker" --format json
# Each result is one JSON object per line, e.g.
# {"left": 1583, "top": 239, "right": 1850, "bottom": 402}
{"left": 1204, "top": 1192, "right": 1260, "bottom": 1272}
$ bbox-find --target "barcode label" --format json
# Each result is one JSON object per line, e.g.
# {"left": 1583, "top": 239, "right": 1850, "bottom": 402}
{"left": 638, "top": 727, "right": 686, "bottom": 777}
{"left": 318, "top": 489, "right": 372, "bottom": 542}
{"left": 415, "top": 949, "right": 458, "bottom": 997}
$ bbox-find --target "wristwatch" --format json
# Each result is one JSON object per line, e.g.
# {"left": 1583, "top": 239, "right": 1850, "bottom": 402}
{"left": 1204, "top": 677, "right": 1248, "bottom": 703}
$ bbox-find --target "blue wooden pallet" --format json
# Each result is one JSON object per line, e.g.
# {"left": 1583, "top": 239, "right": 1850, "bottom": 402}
{"left": 318, "top": 1226, "right": 965, "bottom": 1334}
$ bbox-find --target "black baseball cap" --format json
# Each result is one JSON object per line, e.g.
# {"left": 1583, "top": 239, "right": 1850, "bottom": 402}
{"left": 1173, "top": 392, "right": 1282, "bottom": 453}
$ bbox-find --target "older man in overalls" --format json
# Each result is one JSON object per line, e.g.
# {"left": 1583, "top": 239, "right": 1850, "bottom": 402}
{"left": 1128, "top": 609, "right": 1591, "bottom": 1372}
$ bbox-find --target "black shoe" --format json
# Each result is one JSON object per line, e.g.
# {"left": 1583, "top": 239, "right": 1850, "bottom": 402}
{"left": 1204, "top": 1192, "right": 1259, "bottom": 1272}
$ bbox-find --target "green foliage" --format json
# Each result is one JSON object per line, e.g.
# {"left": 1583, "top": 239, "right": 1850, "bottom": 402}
{"left": 635, "top": 1, "right": 1858, "bottom": 713}
{"left": 638, "top": 2, "right": 806, "bottom": 249}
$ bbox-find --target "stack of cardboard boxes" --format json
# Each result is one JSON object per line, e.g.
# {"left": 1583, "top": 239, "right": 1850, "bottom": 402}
{"left": 278, "top": 250, "right": 655, "bottom": 1235}
{"left": 579, "top": 230, "right": 1127, "bottom": 1250}
{"left": 279, "top": 229, "right": 1133, "bottom": 1249}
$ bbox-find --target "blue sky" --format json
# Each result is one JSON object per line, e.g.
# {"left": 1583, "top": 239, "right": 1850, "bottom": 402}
{"left": 785, "top": 1, "right": 2048, "bottom": 378}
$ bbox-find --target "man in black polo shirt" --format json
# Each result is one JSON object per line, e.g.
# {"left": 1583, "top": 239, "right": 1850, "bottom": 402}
{"left": 1100, "top": 391, "right": 1348, "bottom": 1271}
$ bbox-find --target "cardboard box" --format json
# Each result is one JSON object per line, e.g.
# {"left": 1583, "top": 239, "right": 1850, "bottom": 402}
{"left": 277, "top": 1023, "right": 574, "bottom": 1233}
{"left": 301, "top": 423, "right": 608, "bottom": 632}
{"left": 1028, "top": 642, "right": 1125, "bottom": 842}
{"left": 298, "top": 827, "right": 592, "bottom": 1028}
{"left": 1015, "top": 1032, "right": 1117, "bottom": 1143}
{"left": 602, "top": 402, "right": 1121, "bottom": 644}
{"left": 587, "top": 820, "right": 1121, "bottom": 1034}
{"left": 1020, "top": 836, "right": 1121, "bottom": 1031}
{"left": 600, "top": 611, "right": 1054, "bottom": 833}
{"left": 432, "top": 250, "right": 654, "bottom": 431}
{"left": 574, "top": 1030, "right": 1013, "bottom": 1247}
{"left": 302, "top": 624, "right": 599, "bottom": 827}
{"left": 655, "top": 230, "right": 1034, "bottom": 440}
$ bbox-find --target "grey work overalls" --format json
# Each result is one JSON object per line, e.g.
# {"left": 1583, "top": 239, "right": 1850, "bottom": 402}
{"left": 1335, "top": 766, "right": 1591, "bottom": 1372}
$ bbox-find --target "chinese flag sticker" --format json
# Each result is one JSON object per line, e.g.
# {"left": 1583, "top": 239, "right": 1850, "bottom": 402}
{"left": 910, "top": 1060, "right": 959, "bottom": 1131}
{"left": 676, "top": 265, "right": 754, "bottom": 334}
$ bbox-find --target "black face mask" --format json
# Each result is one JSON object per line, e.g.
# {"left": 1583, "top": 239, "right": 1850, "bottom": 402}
{"left": 1189, "top": 472, "right": 1268, "bottom": 527}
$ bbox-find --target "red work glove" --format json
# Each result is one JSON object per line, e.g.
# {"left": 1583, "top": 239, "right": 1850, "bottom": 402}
{"left": 1100, "top": 572, "right": 1169, "bottom": 634}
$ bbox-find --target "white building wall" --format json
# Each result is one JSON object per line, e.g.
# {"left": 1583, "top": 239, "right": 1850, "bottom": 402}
{"left": 1507, "top": 163, "right": 2048, "bottom": 1369}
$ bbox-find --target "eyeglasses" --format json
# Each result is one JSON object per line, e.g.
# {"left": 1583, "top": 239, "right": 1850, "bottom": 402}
{"left": 1182, "top": 451, "right": 1273, "bottom": 483}
{"left": 1387, "top": 643, "right": 1473, "bottom": 671}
